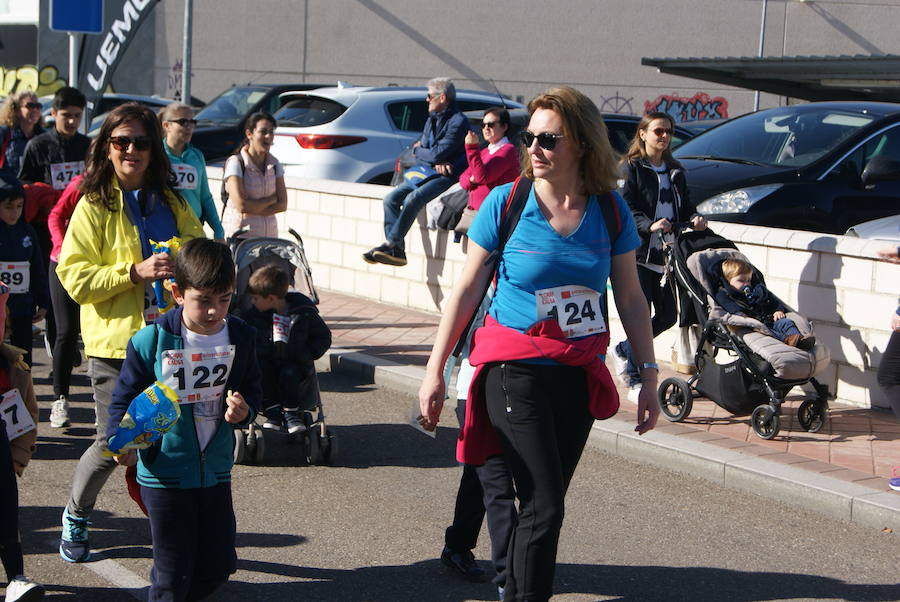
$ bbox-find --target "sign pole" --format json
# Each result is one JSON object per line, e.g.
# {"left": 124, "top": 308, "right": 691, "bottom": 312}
{"left": 182, "top": 0, "right": 193, "bottom": 104}
{"left": 68, "top": 32, "right": 79, "bottom": 87}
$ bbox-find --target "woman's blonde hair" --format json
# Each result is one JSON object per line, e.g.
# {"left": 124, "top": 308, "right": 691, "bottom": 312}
{"left": 523, "top": 86, "right": 620, "bottom": 195}
{"left": 623, "top": 111, "right": 680, "bottom": 168}
{"left": 158, "top": 102, "right": 193, "bottom": 125}
{"left": 0, "top": 90, "right": 39, "bottom": 128}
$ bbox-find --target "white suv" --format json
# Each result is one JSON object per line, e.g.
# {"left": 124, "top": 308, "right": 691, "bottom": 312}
{"left": 270, "top": 84, "right": 523, "bottom": 185}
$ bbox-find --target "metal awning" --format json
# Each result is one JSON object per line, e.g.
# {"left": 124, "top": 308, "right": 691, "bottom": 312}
{"left": 642, "top": 54, "right": 900, "bottom": 102}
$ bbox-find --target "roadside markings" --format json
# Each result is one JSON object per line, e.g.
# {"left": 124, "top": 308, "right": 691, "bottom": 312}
{"left": 47, "top": 539, "right": 150, "bottom": 600}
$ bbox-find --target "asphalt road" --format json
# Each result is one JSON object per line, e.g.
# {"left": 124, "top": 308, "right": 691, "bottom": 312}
{"left": 8, "top": 349, "right": 900, "bottom": 601}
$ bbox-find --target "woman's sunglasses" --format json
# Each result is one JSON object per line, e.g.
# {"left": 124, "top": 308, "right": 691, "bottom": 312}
{"left": 24, "top": 102, "right": 42, "bottom": 110}
{"left": 109, "top": 135, "right": 153, "bottom": 152}
{"left": 651, "top": 127, "right": 673, "bottom": 137}
{"left": 482, "top": 120, "right": 499, "bottom": 129}
{"left": 167, "top": 118, "right": 198, "bottom": 127}
{"left": 521, "top": 130, "right": 565, "bottom": 150}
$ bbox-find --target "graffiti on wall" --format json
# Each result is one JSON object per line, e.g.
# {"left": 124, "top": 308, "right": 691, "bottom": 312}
{"left": 0, "top": 64, "right": 67, "bottom": 97}
{"left": 166, "top": 59, "right": 183, "bottom": 100}
{"left": 644, "top": 92, "right": 728, "bottom": 122}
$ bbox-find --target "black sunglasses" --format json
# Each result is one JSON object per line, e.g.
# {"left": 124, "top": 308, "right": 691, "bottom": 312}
{"left": 109, "top": 135, "right": 153, "bottom": 152}
{"left": 168, "top": 118, "right": 198, "bottom": 127}
{"left": 651, "top": 127, "right": 673, "bottom": 137}
{"left": 521, "top": 130, "right": 565, "bottom": 150}
{"left": 482, "top": 120, "right": 499, "bottom": 129}
{"left": 24, "top": 102, "right": 42, "bottom": 110}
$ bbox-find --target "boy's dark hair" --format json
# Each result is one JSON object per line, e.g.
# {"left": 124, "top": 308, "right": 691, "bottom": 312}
{"left": 247, "top": 264, "right": 289, "bottom": 298}
{"left": 53, "top": 86, "right": 87, "bottom": 110}
{"left": 0, "top": 172, "right": 25, "bottom": 203}
{"left": 174, "top": 238, "right": 235, "bottom": 294}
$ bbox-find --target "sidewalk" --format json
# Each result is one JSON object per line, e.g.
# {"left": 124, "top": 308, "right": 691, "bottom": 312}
{"left": 316, "top": 289, "right": 900, "bottom": 532}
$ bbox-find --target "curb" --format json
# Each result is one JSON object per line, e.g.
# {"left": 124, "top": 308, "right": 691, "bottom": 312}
{"left": 318, "top": 347, "right": 900, "bottom": 533}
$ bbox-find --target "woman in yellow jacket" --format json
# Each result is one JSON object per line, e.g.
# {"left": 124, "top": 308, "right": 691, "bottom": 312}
{"left": 55, "top": 103, "right": 204, "bottom": 563}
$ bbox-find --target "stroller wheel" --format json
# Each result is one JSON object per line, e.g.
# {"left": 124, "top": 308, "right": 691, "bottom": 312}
{"left": 324, "top": 430, "right": 338, "bottom": 464}
{"left": 252, "top": 425, "right": 268, "bottom": 464}
{"left": 233, "top": 429, "right": 246, "bottom": 465}
{"left": 751, "top": 405, "right": 780, "bottom": 440}
{"left": 798, "top": 399, "right": 826, "bottom": 433}
{"left": 657, "top": 377, "right": 693, "bottom": 422}
{"left": 306, "top": 429, "right": 323, "bottom": 465}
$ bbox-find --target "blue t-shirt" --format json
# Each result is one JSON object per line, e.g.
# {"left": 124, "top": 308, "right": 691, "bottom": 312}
{"left": 467, "top": 182, "right": 641, "bottom": 335}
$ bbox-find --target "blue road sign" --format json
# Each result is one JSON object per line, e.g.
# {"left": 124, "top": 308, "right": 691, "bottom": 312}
{"left": 50, "top": 0, "right": 104, "bottom": 34}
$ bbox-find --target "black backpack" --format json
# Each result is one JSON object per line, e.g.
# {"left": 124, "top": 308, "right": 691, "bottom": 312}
{"left": 452, "top": 176, "right": 622, "bottom": 357}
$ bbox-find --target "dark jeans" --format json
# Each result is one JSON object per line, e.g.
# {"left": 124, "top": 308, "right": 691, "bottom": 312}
{"left": 383, "top": 176, "right": 453, "bottom": 251}
{"left": 878, "top": 330, "right": 900, "bottom": 421}
{"left": 445, "top": 399, "right": 516, "bottom": 587}
{"left": 484, "top": 362, "right": 595, "bottom": 602}
{"left": 141, "top": 482, "right": 237, "bottom": 602}
{"left": 0, "top": 418, "right": 24, "bottom": 581}
{"left": 260, "top": 360, "right": 318, "bottom": 417}
{"left": 619, "top": 264, "right": 676, "bottom": 386}
{"left": 769, "top": 317, "right": 801, "bottom": 343}
{"left": 49, "top": 261, "right": 80, "bottom": 397}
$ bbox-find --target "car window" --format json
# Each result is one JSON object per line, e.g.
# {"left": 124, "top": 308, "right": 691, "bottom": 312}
{"left": 863, "top": 125, "right": 900, "bottom": 163}
{"left": 676, "top": 107, "right": 875, "bottom": 168}
{"left": 604, "top": 120, "right": 635, "bottom": 154}
{"left": 274, "top": 97, "right": 346, "bottom": 127}
{"left": 195, "top": 87, "right": 268, "bottom": 125}
{"left": 387, "top": 101, "right": 428, "bottom": 132}
{"left": 457, "top": 100, "right": 499, "bottom": 113}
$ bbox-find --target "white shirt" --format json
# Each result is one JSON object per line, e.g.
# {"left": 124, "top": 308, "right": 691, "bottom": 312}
{"left": 182, "top": 322, "right": 230, "bottom": 450}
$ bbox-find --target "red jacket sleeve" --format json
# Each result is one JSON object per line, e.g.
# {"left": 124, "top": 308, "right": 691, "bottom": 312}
{"left": 466, "top": 142, "right": 519, "bottom": 188}
{"left": 47, "top": 176, "right": 83, "bottom": 251}
{"left": 23, "top": 182, "right": 60, "bottom": 224}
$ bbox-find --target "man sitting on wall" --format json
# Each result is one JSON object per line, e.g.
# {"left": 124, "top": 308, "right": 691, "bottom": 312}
{"left": 363, "top": 77, "right": 468, "bottom": 267}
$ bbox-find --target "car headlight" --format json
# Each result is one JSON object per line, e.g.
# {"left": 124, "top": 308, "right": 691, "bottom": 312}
{"left": 696, "top": 184, "right": 782, "bottom": 214}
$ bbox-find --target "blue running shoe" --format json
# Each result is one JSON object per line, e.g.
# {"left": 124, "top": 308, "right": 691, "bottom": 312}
{"left": 890, "top": 467, "right": 900, "bottom": 492}
{"left": 59, "top": 507, "right": 91, "bottom": 563}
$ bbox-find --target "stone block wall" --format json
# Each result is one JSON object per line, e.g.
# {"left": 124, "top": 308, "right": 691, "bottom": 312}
{"left": 209, "top": 168, "right": 899, "bottom": 412}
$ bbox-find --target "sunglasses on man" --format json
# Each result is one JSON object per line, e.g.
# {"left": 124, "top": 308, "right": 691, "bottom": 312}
{"left": 109, "top": 135, "right": 153, "bottom": 152}
{"left": 520, "top": 130, "right": 565, "bottom": 151}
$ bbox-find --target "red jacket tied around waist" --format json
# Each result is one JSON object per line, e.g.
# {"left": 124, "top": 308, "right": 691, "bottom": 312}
{"left": 457, "top": 314, "right": 620, "bottom": 465}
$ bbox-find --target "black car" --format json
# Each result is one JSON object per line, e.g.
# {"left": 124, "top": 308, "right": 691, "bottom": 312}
{"left": 392, "top": 110, "right": 695, "bottom": 185}
{"left": 191, "top": 83, "right": 327, "bottom": 161}
{"left": 674, "top": 101, "right": 900, "bottom": 234}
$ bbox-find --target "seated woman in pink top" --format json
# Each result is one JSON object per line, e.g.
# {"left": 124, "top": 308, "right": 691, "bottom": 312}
{"left": 458, "top": 107, "right": 520, "bottom": 210}
{"left": 221, "top": 112, "right": 287, "bottom": 239}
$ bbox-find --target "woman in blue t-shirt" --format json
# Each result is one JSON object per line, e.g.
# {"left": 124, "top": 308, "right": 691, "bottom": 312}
{"left": 418, "top": 87, "right": 660, "bottom": 601}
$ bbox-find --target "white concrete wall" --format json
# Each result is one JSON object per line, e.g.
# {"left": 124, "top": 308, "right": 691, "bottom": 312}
{"left": 209, "top": 168, "right": 900, "bottom": 412}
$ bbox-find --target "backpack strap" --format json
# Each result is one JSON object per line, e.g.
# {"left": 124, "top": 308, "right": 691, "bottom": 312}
{"left": 219, "top": 152, "right": 246, "bottom": 217}
{"left": 452, "top": 176, "right": 532, "bottom": 357}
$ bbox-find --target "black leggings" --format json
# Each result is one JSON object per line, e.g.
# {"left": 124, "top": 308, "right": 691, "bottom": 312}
{"left": 484, "top": 362, "right": 594, "bottom": 602}
{"left": 49, "top": 261, "right": 80, "bottom": 397}
{"left": 0, "top": 419, "right": 24, "bottom": 581}
{"left": 878, "top": 330, "right": 900, "bottom": 421}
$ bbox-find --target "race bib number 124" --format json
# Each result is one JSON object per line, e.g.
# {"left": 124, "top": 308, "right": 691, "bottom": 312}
{"left": 535, "top": 285, "right": 606, "bottom": 338}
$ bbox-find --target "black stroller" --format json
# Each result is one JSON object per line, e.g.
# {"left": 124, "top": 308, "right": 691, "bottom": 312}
{"left": 657, "top": 227, "right": 831, "bottom": 440}
{"left": 228, "top": 227, "right": 336, "bottom": 465}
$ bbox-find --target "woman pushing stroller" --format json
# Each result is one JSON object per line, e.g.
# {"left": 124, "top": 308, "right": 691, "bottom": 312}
{"left": 613, "top": 111, "right": 707, "bottom": 400}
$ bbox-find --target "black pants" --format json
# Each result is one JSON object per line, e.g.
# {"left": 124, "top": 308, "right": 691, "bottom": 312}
{"left": 445, "top": 399, "right": 517, "bottom": 587}
{"left": 620, "top": 264, "right": 676, "bottom": 386}
{"left": 260, "top": 360, "right": 318, "bottom": 416}
{"left": 0, "top": 418, "right": 24, "bottom": 581}
{"left": 878, "top": 330, "right": 900, "bottom": 421}
{"left": 484, "top": 362, "right": 594, "bottom": 602}
{"left": 8, "top": 312, "right": 33, "bottom": 369}
{"left": 49, "top": 261, "right": 80, "bottom": 397}
{"left": 141, "top": 482, "right": 237, "bottom": 602}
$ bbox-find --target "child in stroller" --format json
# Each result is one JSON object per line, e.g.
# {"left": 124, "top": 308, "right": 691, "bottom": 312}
{"left": 228, "top": 229, "right": 336, "bottom": 464}
{"left": 658, "top": 227, "right": 830, "bottom": 440}
{"left": 243, "top": 264, "right": 331, "bottom": 433}
{"left": 715, "top": 258, "right": 815, "bottom": 351}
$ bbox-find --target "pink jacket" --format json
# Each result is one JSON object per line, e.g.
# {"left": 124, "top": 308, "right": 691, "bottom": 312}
{"left": 458, "top": 141, "right": 520, "bottom": 210}
{"left": 46, "top": 176, "right": 83, "bottom": 262}
{"left": 456, "top": 315, "right": 619, "bottom": 465}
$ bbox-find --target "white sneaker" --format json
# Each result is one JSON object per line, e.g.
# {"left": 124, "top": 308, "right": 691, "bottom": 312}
{"left": 50, "top": 396, "right": 70, "bottom": 428}
{"left": 5, "top": 575, "right": 45, "bottom": 601}
{"left": 627, "top": 385, "right": 641, "bottom": 404}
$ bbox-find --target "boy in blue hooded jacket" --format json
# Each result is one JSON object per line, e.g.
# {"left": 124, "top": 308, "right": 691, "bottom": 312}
{"left": 107, "top": 238, "right": 261, "bottom": 601}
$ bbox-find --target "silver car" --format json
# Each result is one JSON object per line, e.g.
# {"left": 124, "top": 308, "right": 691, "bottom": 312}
{"left": 270, "top": 84, "right": 523, "bottom": 185}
